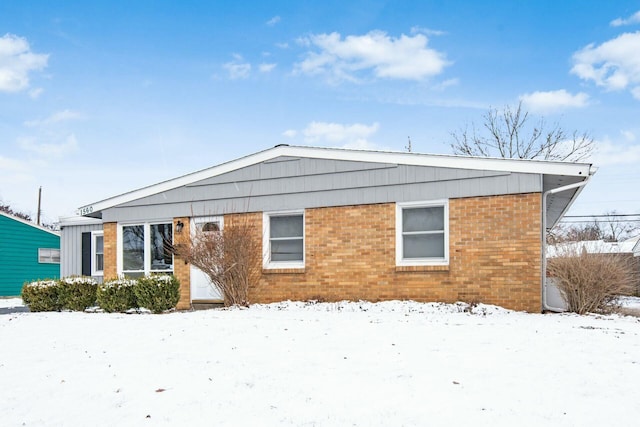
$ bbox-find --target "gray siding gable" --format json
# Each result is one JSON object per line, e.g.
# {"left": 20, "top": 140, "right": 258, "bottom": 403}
{"left": 103, "top": 156, "right": 542, "bottom": 222}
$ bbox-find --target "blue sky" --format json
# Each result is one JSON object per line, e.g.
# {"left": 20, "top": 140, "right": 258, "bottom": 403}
{"left": 1, "top": 1, "right": 639, "bottom": 225}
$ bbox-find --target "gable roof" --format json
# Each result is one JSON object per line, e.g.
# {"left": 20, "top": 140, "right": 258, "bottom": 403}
{"left": 0, "top": 211, "right": 60, "bottom": 237}
{"left": 77, "top": 144, "right": 595, "bottom": 219}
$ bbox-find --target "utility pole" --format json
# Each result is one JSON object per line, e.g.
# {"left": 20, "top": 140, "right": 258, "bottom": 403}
{"left": 37, "top": 186, "right": 42, "bottom": 226}
{"left": 405, "top": 136, "right": 412, "bottom": 152}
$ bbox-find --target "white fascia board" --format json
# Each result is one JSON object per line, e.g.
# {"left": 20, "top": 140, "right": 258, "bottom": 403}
{"left": 283, "top": 146, "right": 593, "bottom": 177}
{"left": 0, "top": 210, "right": 60, "bottom": 236}
{"left": 59, "top": 215, "right": 103, "bottom": 227}
{"left": 77, "top": 145, "right": 594, "bottom": 216}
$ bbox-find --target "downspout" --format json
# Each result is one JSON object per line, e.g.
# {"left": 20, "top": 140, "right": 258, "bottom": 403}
{"left": 541, "top": 171, "right": 595, "bottom": 311}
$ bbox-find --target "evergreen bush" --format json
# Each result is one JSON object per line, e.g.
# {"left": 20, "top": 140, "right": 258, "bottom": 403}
{"left": 134, "top": 275, "right": 180, "bottom": 313}
{"left": 21, "top": 280, "right": 62, "bottom": 312}
{"left": 97, "top": 278, "right": 138, "bottom": 313}
{"left": 58, "top": 277, "right": 98, "bottom": 311}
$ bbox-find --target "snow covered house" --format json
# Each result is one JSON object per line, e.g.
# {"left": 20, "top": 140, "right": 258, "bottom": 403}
{"left": 0, "top": 211, "right": 60, "bottom": 296}
{"left": 61, "top": 145, "right": 595, "bottom": 312}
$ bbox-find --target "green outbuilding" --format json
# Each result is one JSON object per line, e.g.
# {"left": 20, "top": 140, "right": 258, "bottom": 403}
{"left": 0, "top": 211, "right": 60, "bottom": 296}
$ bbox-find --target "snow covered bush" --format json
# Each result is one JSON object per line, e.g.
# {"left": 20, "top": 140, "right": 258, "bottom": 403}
{"left": 21, "top": 280, "right": 62, "bottom": 312}
{"left": 97, "top": 278, "right": 138, "bottom": 313}
{"left": 58, "top": 277, "right": 98, "bottom": 311}
{"left": 548, "top": 247, "right": 635, "bottom": 314}
{"left": 134, "top": 275, "right": 180, "bottom": 314}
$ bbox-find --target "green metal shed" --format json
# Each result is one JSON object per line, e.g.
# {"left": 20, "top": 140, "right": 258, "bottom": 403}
{"left": 0, "top": 211, "right": 60, "bottom": 296}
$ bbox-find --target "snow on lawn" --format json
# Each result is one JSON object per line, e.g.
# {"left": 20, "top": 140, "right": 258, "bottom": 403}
{"left": 0, "top": 297, "right": 23, "bottom": 309}
{"left": 620, "top": 296, "right": 640, "bottom": 310}
{"left": 1, "top": 301, "right": 639, "bottom": 426}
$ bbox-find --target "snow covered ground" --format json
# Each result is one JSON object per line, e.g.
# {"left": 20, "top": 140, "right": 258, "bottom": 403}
{"left": 1, "top": 299, "right": 639, "bottom": 426}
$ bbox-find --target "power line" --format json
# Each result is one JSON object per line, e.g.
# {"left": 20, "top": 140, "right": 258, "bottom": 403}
{"left": 564, "top": 213, "right": 640, "bottom": 218}
{"left": 559, "top": 220, "right": 640, "bottom": 224}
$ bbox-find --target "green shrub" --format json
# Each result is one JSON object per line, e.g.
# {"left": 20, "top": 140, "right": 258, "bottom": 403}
{"left": 97, "top": 278, "right": 138, "bottom": 313}
{"left": 21, "top": 280, "right": 62, "bottom": 312}
{"left": 58, "top": 277, "right": 98, "bottom": 311}
{"left": 134, "top": 275, "right": 181, "bottom": 313}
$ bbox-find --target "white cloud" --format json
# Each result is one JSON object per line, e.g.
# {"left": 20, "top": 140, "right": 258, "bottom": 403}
{"left": 294, "top": 31, "right": 450, "bottom": 83}
{"left": 259, "top": 63, "right": 277, "bottom": 73}
{"left": 592, "top": 138, "right": 640, "bottom": 166}
{"left": 431, "top": 78, "right": 459, "bottom": 91}
{"left": 266, "top": 16, "right": 281, "bottom": 26}
{"left": 29, "top": 87, "right": 43, "bottom": 99}
{"left": 571, "top": 32, "right": 640, "bottom": 98}
{"left": 0, "top": 33, "right": 49, "bottom": 92}
{"left": 24, "top": 109, "right": 83, "bottom": 127}
{"left": 275, "top": 42, "right": 289, "bottom": 49}
{"left": 410, "top": 26, "right": 446, "bottom": 36}
{"left": 621, "top": 130, "right": 636, "bottom": 142}
{"left": 18, "top": 133, "right": 78, "bottom": 157}
{"left": 519, "top": 89, "right": 590, "bottom": 113}
{"left": 223, "top": 54, "right": 251, "bottom": 79}
{"left": 301, "top": 121, "right": 381, "bottom": 149}
{"left": 610, "top": 11, "right": 640, "bottom": 27}
{"left": 282, "top": 129, "right": 297, "bottom": 138}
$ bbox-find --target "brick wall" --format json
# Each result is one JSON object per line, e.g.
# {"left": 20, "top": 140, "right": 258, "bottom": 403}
{"left": 173, "top": 217, "right": 191, "bottom": 309}
{"left": 103, "top": 222, "right": 117, "bottom": 279}
{"left": 246, "top": 192, "right": 542, "bottom": 312}
{"left": 102, "top": 193, "right": 543, "bottom": 312}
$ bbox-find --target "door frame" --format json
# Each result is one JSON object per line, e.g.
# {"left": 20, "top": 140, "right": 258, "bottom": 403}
{"left": 190, "top": 216, "right": 224, "bottom": 302}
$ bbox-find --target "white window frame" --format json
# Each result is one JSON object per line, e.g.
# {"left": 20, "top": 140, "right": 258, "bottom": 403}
{"left": 263, "top": 210, "right": 305, "bottom": 269}
{"left": 117, "top": 221, "right": 174, "bottom": 277}
{"left": 191, "top": 216, "right": 224, "bottom": 234}
{"left": 396, "top": 200, "right": 449, "bottom": 266}
{"left": 38, "top": 248, "right": 60, "bottom": 264}
{"left": 91, "top": 231, "right": 104, "bottom": 276}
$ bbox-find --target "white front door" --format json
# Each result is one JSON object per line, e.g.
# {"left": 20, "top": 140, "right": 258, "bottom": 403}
{"left": 190, "top": 216, "right": 224, "bottom": 302}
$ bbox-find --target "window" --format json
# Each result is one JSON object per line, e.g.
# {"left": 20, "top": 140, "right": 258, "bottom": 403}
{"left": 263, "top": 211, "right": 304, "bottom": 268}
{"left": 201, "top": 222, "right": 220, "bottom": 232}
{"left": 396, "top": 201, "right": 448, "bottom": 265}
{"left": 91, "top": 231, "right": 104, "bottom": 276}
{"left": 120, "top": 222, "right": 173, "bottom": 277}
{"left": 38, "top": 248, "right": 60, "bottom": 264}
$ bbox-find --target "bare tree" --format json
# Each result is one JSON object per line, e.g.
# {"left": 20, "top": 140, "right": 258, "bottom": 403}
{"left": 173, "top": 217, "right": 261, "bottom": 306}
{"left": 600, "top": 211, "right": 639, "bottom": 242}
{"left": 548, "top": 223, "right": 603, "bottom": 244}
{"left": 450, "top": 102, "right": 593, "bottom": 161}
{"left": 550, "top": 212, "right": 639, "bottom": 243}
{"left": 0, "top": 202, "right": 32, "bottom": 221}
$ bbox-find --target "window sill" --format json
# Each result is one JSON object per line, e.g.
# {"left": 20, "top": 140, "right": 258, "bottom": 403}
{"left": 396, "top": 265, "right": 449, "bottom": 272}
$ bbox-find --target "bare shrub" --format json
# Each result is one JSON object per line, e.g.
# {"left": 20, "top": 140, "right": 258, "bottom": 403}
{"left": 548, "top": 246, "right": 635, "bottom": 314}
{"left": 174, "top": 217, "right": 261, "bottom": 307}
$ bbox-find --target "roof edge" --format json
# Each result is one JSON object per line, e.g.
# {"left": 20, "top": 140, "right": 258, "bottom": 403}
{"left": 77, "top": 144, "right": 594, "bottom": 216}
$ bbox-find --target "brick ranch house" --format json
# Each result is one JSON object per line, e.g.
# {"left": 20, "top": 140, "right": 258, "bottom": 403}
{"left": 60, "top": 145, "right": 595, "bottom": 312}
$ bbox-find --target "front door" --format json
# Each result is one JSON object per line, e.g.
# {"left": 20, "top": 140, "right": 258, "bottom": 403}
{"left": 190, "top": 216, "right": 224, "bottom": 302}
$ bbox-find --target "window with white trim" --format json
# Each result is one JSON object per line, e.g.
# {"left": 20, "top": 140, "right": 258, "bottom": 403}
{"left": 91, "top": 231, "right": 104, "bottom": 276}
{"left": 38, "top": 248, "right": 60, "bottom": 264}
{"left": 396, "top": 201, "right": 449, "bottom": 265}
{"left": 120, "top": 222, "right": 173, "bottom": 277}
{"left": 263, "top": 211, "right": 304, "bottom": 269}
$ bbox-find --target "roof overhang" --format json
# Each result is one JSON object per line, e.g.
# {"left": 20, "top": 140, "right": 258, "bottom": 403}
{"left": 76, "top": 144, "right": 595, "bottom": 220}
